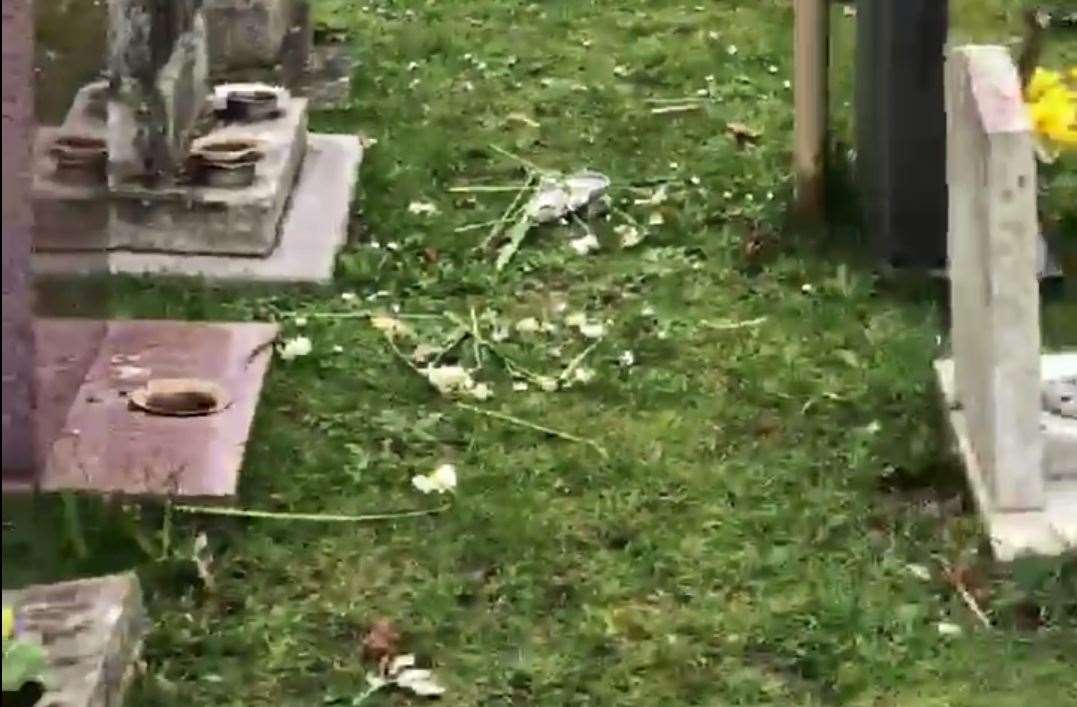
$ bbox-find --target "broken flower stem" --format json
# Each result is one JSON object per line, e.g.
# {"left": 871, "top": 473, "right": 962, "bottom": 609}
{"left": 559, "top": 338, "right": 602, "bottom": 383}
{"left": 456, "top": 402, "right": 609, "bottom": 459}
{"left": 489, "top": 144, "right": 549, "bottom": 176}
{"left": 479, "top": 175, "right": 536, "bottom": 251}
{"left": 171, "top": 502, "right": 452, "bottom": 523}
{"left": 469, "top": 306, "right": 484, "bottom": 367}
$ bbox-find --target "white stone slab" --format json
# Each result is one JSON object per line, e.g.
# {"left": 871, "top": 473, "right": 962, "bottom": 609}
{"left": 33, "top": 133, "right": 361, "bottom": 284}
{"left": 945, "top": 46, "right": 1044, "bottom": 511}
{"left": 936, "top": 355, "right": 1077, "bottom": 560}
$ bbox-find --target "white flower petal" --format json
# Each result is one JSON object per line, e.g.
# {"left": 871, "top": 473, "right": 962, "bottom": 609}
{"left": 569, "top": 234, "right": 601, "bottom": 255}
{"left": 515, "top": 317, "right": 541, "bottom": 334}
{"left": 578, "top": 322, "right": 606, "bottom": 339}
{"left": 937, "top": 621, "right": 962, "bottom": 636}
{"left": 279, "top": 336, "right": 313, "bottom": 361}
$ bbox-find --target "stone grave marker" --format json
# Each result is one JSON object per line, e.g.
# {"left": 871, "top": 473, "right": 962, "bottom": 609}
{"left": 31, "top": 0, "right": 361, "bottom": 283}
{"left": 936, "top": 45, "right": 1077, "bottom": 559}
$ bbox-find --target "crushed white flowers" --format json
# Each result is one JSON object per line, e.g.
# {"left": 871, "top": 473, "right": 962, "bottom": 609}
{"left": 412, "top": 463, "right": 458, "bottom": 495}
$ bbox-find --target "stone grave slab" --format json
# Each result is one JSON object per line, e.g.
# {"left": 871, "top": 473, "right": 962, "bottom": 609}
{"left": 2, "top": 573, "right": 147, "bottom": 707}
{"left": 938, "top": 45, "right": 1076, "bottom": 560}
{"left": 34, "top": 91, "right": 310, "bottom": 256}
{"left": 33, "top": 133, "right": 361, "bottom": 284}
{"left": 12, "top": 318, "right": 279, "bottom": 501}
{"left": 936, "top": 355, "right": 1077, "bottom": 559}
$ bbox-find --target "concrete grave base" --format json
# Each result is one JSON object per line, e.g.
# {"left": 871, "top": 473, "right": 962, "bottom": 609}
{"left": 33, "top": 134, "right": 360, "bottom": 284}
{"left": 936, "top": 353, "right": 1077, "bottom": 560}
{"left": 34, "top": 91, "right": 310, "bottom": 257}
{"left": 3, "top": 319, "right": 277, "bottom": 501}
{"left": 1, "top": 573, "right": 147, "bottom": 707}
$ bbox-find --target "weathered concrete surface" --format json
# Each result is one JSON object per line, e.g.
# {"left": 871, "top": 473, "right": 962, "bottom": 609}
{"left": 23, "top": 319, "right": 279, "bottom": 500}
{"left": 205, "top": 0, "right": 298, "bottom": 70}
{"left": 34, "top": 133, "right": 361, "bottom": 283}
{"left": 936, "top": 356, "right": 1077, "bottom": 560}
{"left": 106, "top": 0, "right": 210, "bottom": 185}
{"left": 3, "top": 0, "right": 38, "bottom": 480}
{"left": 945, "top": 46, "right": 1043, "bottom": 511}
{"left": 2, "top": 573, "right": 147, "bottom": 707}
{"left": 35, "top": 92, "right": 309, "bottom": 256}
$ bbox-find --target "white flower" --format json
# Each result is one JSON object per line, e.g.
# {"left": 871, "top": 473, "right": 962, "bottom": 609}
{"left": 573, "top": 367, "right": 596, "bottom": 384}
{"left": 294, "top": 316, "right": 308, "bottom": 328}
{"left": 578, "top": 321, "right": 606, "bottom": 339}
{"left": 801, "top": 283, "right": 815, "bottom": 295}
{"left": 537, "top": 376, "right": 560, "bottom": 392}
{"left": 616, "top": 224, "right": 644, "bottom": 248}
{"left": 906, "top": 564, "right": 931, "bottom": 581}
{"left": 370, "top": 315, "right": 412, "bottom": 339}
{"left": 407, "top": 200, "right": 439, "bottom": 216}
{"left": 641, "top": 304, "right": 656, "bottom": 317}
{"left": 570, "top": 234, "right": 601, "bottom": 255}
{"left": 407, "top": 61, "right": 420, "bottom": 72}
{"left": 424, "top": 365, "right": 475, "bottom": 395}
{"left": 468, "top": 382, "right": 493, "bottom": 401}
{"left": 648, "top": 212, "right": 665, "bottom": 227}
{"left": 396, "top": 668, "right": 447, "bottom": 697}
{"left": 783, "top": 79, "right": 792, "bottom": 90}
{"left": 332, "top": 345, "right": 344, "bottom": 354}
{"left": 412, "top": 463, "right": 457, "bottom": 494}
{"left": 936, "top": 621, "right": 962, "bottom": 637}
{"left": 512, "top": 381, "right": 530, "bottom": 392}
{"left": 341, "top": 292, "right": 358, "bottom": 303}
{"left": 618, "top": 350, "right": 636, "bottom": 367}
{"left": 768, "top": 64, "right": 779, "bottom": 74}
{"left": 279, "top": 336, "right": 312, "bottom": 361}
{"left": 722, "top": 190, "right": 734, "bottom": 199}
{"left": 727, "top": 44, "right": 738, "bottom": 56}
{"left": 565, "top": 311, "right": 588, "bottom": 328}
{"left": 515, "top": 317, "right": 541, "bottom": 334}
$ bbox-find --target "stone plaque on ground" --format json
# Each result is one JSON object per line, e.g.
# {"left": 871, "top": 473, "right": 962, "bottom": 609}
{"left": 2, "top": 573, "right": 147, "bottom": 707}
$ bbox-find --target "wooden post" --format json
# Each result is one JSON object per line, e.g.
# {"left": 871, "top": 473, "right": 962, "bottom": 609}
{"left": 2, "top": 0, "right": 38, "bottom": 480}
{"left": 945, "top": 46, "right": 1043, "bottom": 512}
{"left": 793, "top": 0, "right": 829, "bottom": 222}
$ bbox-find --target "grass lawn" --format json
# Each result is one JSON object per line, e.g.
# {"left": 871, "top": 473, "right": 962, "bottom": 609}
{"left": 6, "top": 1, "right": 1076, "bottom": 705}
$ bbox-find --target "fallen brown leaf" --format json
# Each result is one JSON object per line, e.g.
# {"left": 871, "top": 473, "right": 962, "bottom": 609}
{"left": 725, "top": 121, "right": 763, "bottom": 147}
{"left": 362, "top": 618, "right": 402, "bottom": 670}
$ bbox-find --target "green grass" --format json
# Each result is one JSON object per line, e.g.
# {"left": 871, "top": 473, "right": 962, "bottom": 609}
{"left": 7, "top": 2, "right": 1077, "bottom": 705}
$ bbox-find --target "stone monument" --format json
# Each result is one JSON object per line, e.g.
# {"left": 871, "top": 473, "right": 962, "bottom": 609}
{"left": 936, "top": 45, "right": 1076, "bottom": 560}
{"left": 32, "top": 0, "right": 361, "bottom": 283}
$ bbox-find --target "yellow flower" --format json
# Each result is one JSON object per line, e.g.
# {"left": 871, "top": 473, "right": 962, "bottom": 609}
{"left": 1027, "top": 67, "right": 1064, "bottom": 102}
{"left": 1027, "top": 69, "right": 1077, "bottom": 153}
{"left": 2, "top": 606, "right": 14, "bottom": 639}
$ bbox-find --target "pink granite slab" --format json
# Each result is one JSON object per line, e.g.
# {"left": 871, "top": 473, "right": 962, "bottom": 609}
{"left": 34, "top": 318, "right": 277, "bottom": 500}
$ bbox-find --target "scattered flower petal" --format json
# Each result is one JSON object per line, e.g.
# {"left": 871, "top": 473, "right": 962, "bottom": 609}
{"left": 570, "top": 233, "right": 601, "bottom": 255}
{"left": 279, "top": 336, "right": 312, "bottom": 361}
{"left": 412, "top": 463, "right": 457, "bottom": 495}
{"left": 515, "top": 317, "right": 542, "bottom": 334}
{"left": 573, "top": 367, "right": 596, "bottom": 384}
{"left": 408, "top": 200, "right": 440, "bottom": 216}
{"left": 578, "top": 321, "right": 606, "bottom": 339}
{"left": 906, "top": 564, "right": 931, "bottom": 581}
{"left": 936, "top": 621, "right": 962, "bottom": 637}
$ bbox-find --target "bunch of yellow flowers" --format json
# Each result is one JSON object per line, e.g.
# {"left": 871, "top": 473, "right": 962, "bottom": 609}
{"left": 1026, "top": 67, "right": 1077, "bottom": 158}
